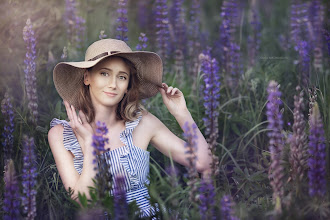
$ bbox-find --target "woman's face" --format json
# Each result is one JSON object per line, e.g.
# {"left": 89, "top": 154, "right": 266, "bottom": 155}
{"left": 84, "top": 56, "right": 130, "bottom": 108}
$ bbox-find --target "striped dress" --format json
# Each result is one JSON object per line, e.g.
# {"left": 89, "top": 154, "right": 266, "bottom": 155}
{"left": 50, "top": 114, "right": 156, "bottom": 218}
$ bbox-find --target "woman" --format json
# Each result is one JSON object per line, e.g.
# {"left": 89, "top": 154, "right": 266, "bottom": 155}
{"left": 48, "top": 39, "right": 212, "bottom": 217}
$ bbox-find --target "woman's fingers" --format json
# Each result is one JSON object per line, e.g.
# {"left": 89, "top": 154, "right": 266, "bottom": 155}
{"left": 64, "top": 100, "right": 73, "bottom": 121}
{"left": 79, "top": 110, "right": 87, "bottom": 124}
{"left": 171, "top": 88, "right": 178, "bottom": 95}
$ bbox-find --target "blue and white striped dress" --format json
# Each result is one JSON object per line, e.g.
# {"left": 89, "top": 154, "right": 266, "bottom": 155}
{"left": 50, "top": 114, "right": 156, "bottom": 218}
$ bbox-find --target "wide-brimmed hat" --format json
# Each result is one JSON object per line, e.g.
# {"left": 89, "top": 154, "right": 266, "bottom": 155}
{"left": 53, "top": 38, "right": 163, "bottom": 109}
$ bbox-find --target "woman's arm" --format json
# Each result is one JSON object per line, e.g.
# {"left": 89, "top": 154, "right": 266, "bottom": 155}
{"left": 48, "top": 125, "right": 97, "bottom": 203}
{"left": 149, "top": 83, "right": 213, "bottom": 176}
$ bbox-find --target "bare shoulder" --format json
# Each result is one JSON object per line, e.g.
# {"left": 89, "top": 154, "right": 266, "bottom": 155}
{"left": 139, "top": 110, "right": 163, "bottom": 129}
{"left": 48, "top": 124, "right": 64, "bottom": 145}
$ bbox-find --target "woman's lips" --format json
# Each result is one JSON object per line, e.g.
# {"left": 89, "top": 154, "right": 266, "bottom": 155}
{"left": 104, "top": 92, "right": 117, "bottom": 97}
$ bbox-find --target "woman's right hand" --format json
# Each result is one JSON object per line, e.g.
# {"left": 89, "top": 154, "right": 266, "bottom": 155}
{"left": 63, "top": 100, "right": 94, "bottom": 155}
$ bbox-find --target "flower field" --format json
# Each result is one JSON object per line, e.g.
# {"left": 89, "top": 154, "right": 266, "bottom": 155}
{"left": 0, "top": 0, "right": 330, "bottom": 219}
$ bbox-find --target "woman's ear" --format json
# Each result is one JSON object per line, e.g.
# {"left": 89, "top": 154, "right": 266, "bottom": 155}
{"left": 83, "top": 70, "right": 90, "bottom": 86}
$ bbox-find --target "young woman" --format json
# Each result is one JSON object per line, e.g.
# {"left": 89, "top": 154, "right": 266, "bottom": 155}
{"left": 48, "top": 38, "right": 212, "bottom": 217}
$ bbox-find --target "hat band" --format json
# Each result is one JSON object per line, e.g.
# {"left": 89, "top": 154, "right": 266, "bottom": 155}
{"left": 88, "top": 51, "right": 120, "bottom": 61}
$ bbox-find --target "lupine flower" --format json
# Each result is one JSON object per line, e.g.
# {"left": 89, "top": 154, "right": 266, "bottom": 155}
{"left": 92, "top": 121, "right": 109, "bottom": 165}
{"left": 323, "top": 29, "right": 330, "bottom": 57}
{"left": 187, "top": 0, "right": 201, "bottom": 77}
{"left": 296, "top": 40, "right": 310, "bottom": 89}
{"left": 266, "top": 80, "right": 285, "bottom": 214}
{"left": 290, "top": 2, "right": 309, "bottom": 48}
{"left": 183, "top": 122, "right": 199, "bottom": 203}
{"left": 116, "top": 0, "right": 128, "bottom": 42}
{"left": 309, "top": 1, "right": 325, "bottom": 72}
{"left": 221, "top": 195, "right": 239, "bottom": 220}
{"left": 114, "top": 175, "right": 128, "bottom": 220}
{"left": 136, "top": 33, "right": 148, "bottom": 50}
{"left": 218, "top": 0, "right": 242, "bottom": 91}
{"left": 3, "top": 159, "right": 21, "bottom": 220}
{"left": 99, "top": 30, "right": 107, "bottom": 40}
{"left": 21, "top": 135, "right": 37, "bottom": 219}
{"left": 200, "top": 51, "right": 220, "bottom": 176}
{"left": 248, "top": 7, "right": 261, "bottom": 67}
{"left": 92, "top": 121, "right": 112, "bottom": 200}
{"left": 169, "top": 0, "right": 186, "bottom": 53}
{"left": 1, "top": 92, "right": 14, "bottom": 164}
{"left": 154, "top": 0, "right": 169, "bottom": 62}
{"left": 289, "top": 86, "right": 307, "bottom": 182}
{"left": 23, "top": 18, "right": 38, "bottom": 124}
{"left": 199, "top": 179, "right": 216, "bottom": 220}
{"left": 64, "top": 0, "right": 86, "bottom": 48}
{"left": 308, "top": 103, "right": 326, "bottom": 197}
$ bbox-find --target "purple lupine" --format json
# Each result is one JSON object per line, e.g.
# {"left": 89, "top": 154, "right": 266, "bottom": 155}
{"left": 183, "top": 122, "right": 199, "bottom": 203}
{"left": 92, "top": 121, "right": 109, "bottom": 164}
{"left": 296, "top": 40, "right": 310, "bottom": 88}
{"left": 114, "top": 175, "right": 128, "bottom": 220}
{"left": 64, "top": 0, "right": 86, "bottom": 48}
{"left": 248, "top": 7, "right": 261, "bottom": 67}
{"left": 1, "top": 92, "right": 15, "bottom": 164}
{"left": 221, "top": 195, "right": 239, "bottom": 220}
{"left": 187, "top": 0, "right": 201, "bottom": 77}
{"left": 99, "top": 30, "right": 107, "bottom": 40}
{"left": 218, "top": 0, "right": 242, "bottom": 91}
{"left": 309, "top": 1, "right": 325, "bottom": 72}
{"left": 136, "top": 33, "right": 148, "bottom": 50}
{"left": 154, "top": 0, "right": 169, "bottom": 62}
{"left": 92, "top": 121, "right": 112, "bottom": 200}
{"left": 3, "top": 159, "right": 21, "bottom": 220}
{"left": 116, "top": 0, "right": 128, "bottom": 42}
{"left": 199, "top": 179, "right": 216, "bottom": 220}
{"left": 289, "top": 86, "right": 307, "bottom": 182}
{"left": 323, "top": 29, "right": 330, "bottom": 57}
{"left": 308, "top": 86, "right": 317, "bottom": 125}
{"left": 200, "top": 51, "right": 220, "bottom": 176}
{"left": 23, "top": 18, "right": 38, "bottom": 124}
{"left": 308, "top": 103, "right": 326, "bottom": 197}
{"left": 290, "top": 2, "right": 309, "bottom": 48}
{"left": 169, "top": 0, "right": 187, "bottom": 53}
{"left": 21, "top": 135, "right": 37, "bottom": 219}
{"left": 266, "top": 80, "right": 285, "bottom": 213}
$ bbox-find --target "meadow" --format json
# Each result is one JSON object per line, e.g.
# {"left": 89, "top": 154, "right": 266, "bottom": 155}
{"left": 0, "top": 0, "right": 330, "bottom": 219}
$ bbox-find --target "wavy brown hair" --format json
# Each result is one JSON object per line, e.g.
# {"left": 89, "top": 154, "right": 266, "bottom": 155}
{"left": 76, "top": 56, "right": 145, "bottom": 123}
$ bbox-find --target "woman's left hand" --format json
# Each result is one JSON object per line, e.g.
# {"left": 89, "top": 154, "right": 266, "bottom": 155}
{"left": 159, "top": 83, "right": 188, "bottom": 117}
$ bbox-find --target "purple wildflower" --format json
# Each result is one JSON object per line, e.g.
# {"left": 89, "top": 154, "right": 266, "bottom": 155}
{"left": 64, "top": 0, "right": 86, "bottom": 48}
{"left": 323, "top": 29, "right": 330, "bottom": 57}
{"left": 92, "top": 121, "right": 109, "bottom": 164}
{"left": 99, "top": 30, "right": 107, "bottom": 40}
{"left": 220, "top": 195, "right": 239, "bottom": 220}
{"left": 266, "top": 80, "right": 285, "bottom": 213}
{"left": 290, "top": 2, "right": 309, "bottom": 48}
{"left": 200, "top": 51, "right": 220, "bottom": 176}
{"left": 199, "top": 179, "right": 216, "bottom": 220}
{"left": 248, "top": 7, "right": 261, "bottom": 67}
{"left": 289, "top": 86, "right": 307, "bottom": 182}
{"left": 308, "top": 86, "right": 317, "bottom": 125}
{"left": 309, "top": 1, "right": 325, "bottom": 72}
{"left": 154, "top": 0, "right": 169, "bottom": 62}
{"left": 187, "top": 0, "right": 201, "bottom": 78}
{"left": 308, "top": 103, "right": 326, "bottom": 197}
{"left": 21, "top": 135, "right": 37, "bottom": 219}
{"left": 296, "top": 40, "right": 310, "bottom": 88}
{"left": 3, "top": 160, "right": 21, "bottom": 220}
{"left": 219, "top": 0, "right": 242, "bottom": 91}
{"left": 114, "top": 175, "right": 128, "bottom": 220}
{"left": 116, "top": 0, "right": 128, "bottom": 42}
{"left": 183, "top": 122, "right": 199, "bottom": 203}
{"left": 136, "top": 33, "right": 148, "bottom": 50}
{"left": 1, "top": 92, "right": 15, "bottom": 163}
{"left": 23, "top": 18, "right": 38, "bottom": 124}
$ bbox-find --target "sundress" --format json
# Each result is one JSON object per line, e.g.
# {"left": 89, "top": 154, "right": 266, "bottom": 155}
{"left": 50, "top": 114, "right": 157, "bottom": 218}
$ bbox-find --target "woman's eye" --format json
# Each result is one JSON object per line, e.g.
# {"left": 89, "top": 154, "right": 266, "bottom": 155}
{"left": 119, "top": 76, "right": 127, "bottom": 80}
{"left": 101, "top": 72, "right": 109, "bottom": 76}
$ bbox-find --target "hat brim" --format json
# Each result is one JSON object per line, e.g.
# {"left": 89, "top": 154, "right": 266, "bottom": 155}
{"left": 53, "top": 51, "right": 163, "bottom": 109}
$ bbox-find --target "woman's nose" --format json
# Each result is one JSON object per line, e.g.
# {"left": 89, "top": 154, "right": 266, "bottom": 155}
{"left": 107, "top": 76, "right": 117, "bottom": 88}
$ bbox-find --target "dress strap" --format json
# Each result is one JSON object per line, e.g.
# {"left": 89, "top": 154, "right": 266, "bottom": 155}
{"left": 119, "top": 112, "right": 142, "bottom": 147}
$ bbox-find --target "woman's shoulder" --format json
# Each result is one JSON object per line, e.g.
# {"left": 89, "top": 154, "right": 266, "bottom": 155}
{"left": 139, "top": 110, "right": 163, "bottom": 129}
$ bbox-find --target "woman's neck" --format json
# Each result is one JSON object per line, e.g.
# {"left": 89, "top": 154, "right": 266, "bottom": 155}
{"left": 91, "top": 104, "right": 122, "bottom": 132}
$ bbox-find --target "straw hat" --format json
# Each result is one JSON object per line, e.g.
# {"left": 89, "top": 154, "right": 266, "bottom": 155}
{"left": 53, "top": 38, "right": 163, "bottom": 109}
